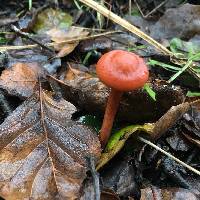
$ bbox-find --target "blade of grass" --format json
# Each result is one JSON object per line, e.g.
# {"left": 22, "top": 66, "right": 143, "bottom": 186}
{"left": 143, "top": 83, "right": 156, "bottom": 101}
{"left": 148, "top": 59, "right": 182, "bottom": 72}
{"left": 29, "top": 0, "right": 32, "bottom": 10}
{"left": 168, "top": 60, "right": 193, "bottom": 83}
{"left": 186, "top": 91, "right": 200, "bottom": 97}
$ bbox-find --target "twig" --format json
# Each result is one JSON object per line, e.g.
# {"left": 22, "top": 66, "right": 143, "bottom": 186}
{"left": 78, "top": 0, "right": 200, "bottom": 83}
{"left": 78, "top": 0, "right": 173, "bottom": 56}
{"left": 135, "top": 0, "right": 168, "bottom": 18}
{"left": 138, "top": 136, "right": 200, "bottom": 176}
{"left": 11, "top": 25, "right": 55, "bottom": 54}
{"left": 0, "top": 30, "right": 120, "bottom": 51}
{"left": 129, "top": 0, "right": 132, "bottom": 16}
{"left": 86, "top": 156, "right": 100, "bottom": 200}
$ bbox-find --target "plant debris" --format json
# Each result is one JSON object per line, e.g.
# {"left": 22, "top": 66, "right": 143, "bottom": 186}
{"left": 0, "top": 0, "right": 200, "bottom": 199}
{"left": 0, "top": 91, "right": 101, "bottom": 199}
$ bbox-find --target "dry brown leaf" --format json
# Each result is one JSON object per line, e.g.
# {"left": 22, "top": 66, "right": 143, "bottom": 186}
{"left": 0, "top": 91, "right": 101, "bottom": 200}
{"left": 47, "top": 26, "right": 89, "bottom": 42}
{"left": 0, "top": 62, "right": 44, "bottom": 98}
{"left": 65, "top": 67, "right": 92, "bottom": 81}
{"left": 153, "top": 100, "right": 200, "bottom": 140}
{"left": 47, "top": 26, "right": 89, "bottom": 58}
{"left": 55, "top": 42, "right": 79, "bottom": 58}
{"left": 183, "top": 133, "right": 200, "bottom": 148}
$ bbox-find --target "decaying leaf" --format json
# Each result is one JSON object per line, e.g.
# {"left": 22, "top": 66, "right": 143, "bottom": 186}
{"left": 59, "top": 69, "right": 185, "bottom": 123}
{"left": 6, "top": 37, "right": 61, "bottom": 73}
{"left": 101, "top": 159, "right": 139, "bottom": 199}
{"left": 183, "top": 133, "right": 200, "bottom": 148}
{"left": 0, "top": 62, "right": 44, "bottom": 98}
{"left": 97, "top": 100, "right": 200, "bottom": 170}
{"left": 47, "top": 26, "right": 89, "bottom": 43}
{"left": 101, "top": 189, "right": 120, "bottom": 200}
{"left": 150, "top": 4, "right": 200, "bottom": 41}
{"left": 153, "top": 100, "right": 200, "bottom": 140}
{"left": 32, "top": 8, "right": 73, "bottom": 34}
{"left": 0, "top": 91, "right": 101, "bottom": 200}
{"left": 47, "top": 27, "right": 89, "bottom": 58}
{"left": 55, "top": 42, "right": 79, "bottom": 58}
{"left": 140, "top": 187, "right": 199, "bottom": 200}
{"left": 152, "top": 102, "right": 190, "bottom": 140}
{"left": 126, "top": 4, "right": 200, "bottom": 43}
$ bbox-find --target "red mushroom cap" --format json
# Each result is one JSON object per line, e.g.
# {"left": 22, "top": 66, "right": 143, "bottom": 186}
{"left": 96, "top": 50, "right": 149, "bottom": 91}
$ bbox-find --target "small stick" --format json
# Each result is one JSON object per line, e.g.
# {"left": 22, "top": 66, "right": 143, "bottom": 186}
{"left": 138, "top": 136, "right": 200, "bottom": 176}
{"left": 129, "top": 0, "right": 132, "bottom": 16}
{"left": 86, "top": 156, "right": 100, "bottom": 200}
{"left": 11, "top": 25, "right": 55, "bottom": 54}
{"left": 78, "top": 0, "right": 173, "bottom": 56}
{"left": 134, "top": 0, "right": 168, "bottom": 18}
{"left": 0, "top": 30, "right": 120, "bottom": 51}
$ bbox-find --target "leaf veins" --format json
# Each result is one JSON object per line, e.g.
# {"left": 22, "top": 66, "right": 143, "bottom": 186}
{"left": 0, "top": 91, "right": 101, "bottom": 200}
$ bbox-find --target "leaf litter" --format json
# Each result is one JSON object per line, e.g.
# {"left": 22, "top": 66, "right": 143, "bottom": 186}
{"left": 0, "top": 1, "right": 200, "bottom": 199}
{"left": 0, "top": 90, "right": 101, "bottom": 200}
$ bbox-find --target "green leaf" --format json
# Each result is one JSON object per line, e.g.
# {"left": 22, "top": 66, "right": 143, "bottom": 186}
{"left": 96, "top": 123, "right": 154, "bottom": 170}
{"left": 83, "top": 51, "right": 93, "bottom": 65}
{"left": 168, "top": 60, "right": 193, "bottom": 83}
{"left": 143, "top": 83, "right": 156, "bottom": 101}
{"left": 148, "top": 59, "right": 182, "bottom": 72}
{"left": 127, "top": 45, "right": 147, "bottom": 52}
{"left": 29, "top": 0, "right": 32, "bottom": 10}
{"left": 186, "top": 91, "right": 200, "bottom": 97}
{"left": 32, "top": 8, "right": 73, "bottom": 34}
{"left": 170, "top": 37, "right": 200, "bottom": 61}
{"left": 170, "top": 38, "right": 183, "bottom": 53}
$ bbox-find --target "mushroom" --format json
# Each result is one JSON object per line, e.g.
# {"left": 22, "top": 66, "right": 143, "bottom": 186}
{"left": 96, "top": 50, "right": 149, "bottom": 147}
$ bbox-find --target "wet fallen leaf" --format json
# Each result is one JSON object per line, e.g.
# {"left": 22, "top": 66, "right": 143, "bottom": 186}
{"left": 140, "top": 187, "right": 199, "bottom": 200}
{"left": 183, "top": 134, "right": 200, "bottom": 148}
{"left": 0, "top": 62, "right": 44, "bottom": 98}
{"left": 59, "top": 69, "right": 185, "bottom": 123}
{"left": 126, "top": 4, "right": 200, "bottom": 43}
{"left": 6, "top": 36, "right": 61, "bottom": 73}
{"left": 166, "top": 133, "right": 190, "bottom": 151}
{"left": 47, "top": 26, "right": 89, "bottom": 42}
{"left": 55, "top": 42, "right": 79, "bottom": 58}
{"left": 97, "top": 100, "right": 200, "bottom": 170}
{"left": 101, "top": 159, "right": 140, "bottom": 198}
{"left": 181, "top": 105, "right": 200, "bottom": 148}
{"left": 33, "top": 8, "right": 73, "bottom": 34}
{"left": 150, "top": 4, "right": 200, "bottom": 41}
{"left": 80, "top": 178, "right": 97, "bottom": 200}
{"left": 0, "top": 91, "right": 101, "bottom": 200}
{"left": 101, "top": 189, "right": 120, "bottom": 200}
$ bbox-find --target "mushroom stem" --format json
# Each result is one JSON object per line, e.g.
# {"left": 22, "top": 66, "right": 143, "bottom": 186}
{"left": 99, "top": 89, "right": 123, "bottom": 147}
